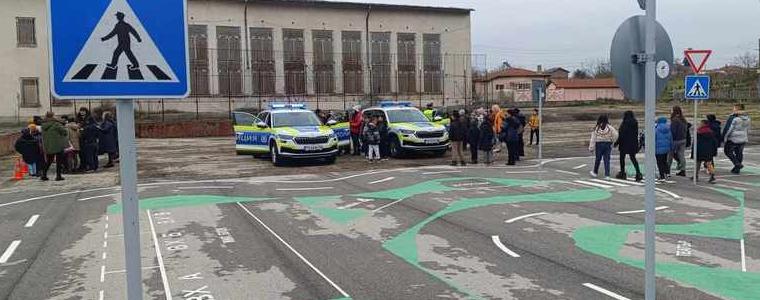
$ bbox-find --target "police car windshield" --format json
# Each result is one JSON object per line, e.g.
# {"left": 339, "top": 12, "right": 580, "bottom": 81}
{"left": 272, "top": 111, "right": 322, "bottom": 127}
{"left": 387, "top": 109, "right": 429, "bottom": 123}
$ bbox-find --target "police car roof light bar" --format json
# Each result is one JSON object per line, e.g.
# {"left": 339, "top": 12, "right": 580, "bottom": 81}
{"left": 379, "top": 101, "right": 412, "bottom": 107}
{"left": 270, "top": 103, "right": 307, "bottom": 110}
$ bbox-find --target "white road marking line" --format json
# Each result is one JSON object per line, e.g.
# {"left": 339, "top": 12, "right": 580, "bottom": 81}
{"left": 356, "top": 198, "right": 373, "bottom": 202}
{"left": 0, "top": 187, "right": 116, "bottom": 208}
{"left": 617, "top": 206, "right": 669, "bottom": 215}
{"left": 655, "top": 188, "right": 682, "bottom": 200}
{"left": 78, "top": 193, "right": 120, "bottom": 202}
{"left": 102, "top": 252, "right": 107, "bottom": 260}
{"left": 100, "top": 265, "right": 105, "bottom": 282}
{"left": 451, "top": 182, "right": 490, "bottom": 188}
{"left": 422, "top": 170, "right": 462, "bottom": 175}
{"left": 582, "top": 283, "right": 630, "bottom": 300}
{"left": 573, "top": 180, "right": 614, "bottom": 189}
{"left": 369, "top": 177, "right": 395, "bottom": 185}
{"left": 619, "top": 178, "right": 645, "bottom": 186}
{"left": 740, "top": 239, "right": 747, "bottom": 272}
{"left": 555, "top": 170, "right": 579, "bottom": 176}
{"left": 105, "top": 223, "right": 109, "bottom": 229}
{"left": 236, "top": 202, "right": 350, "bottom": 298}
{"left": 0, "top": 240, "right": 21, "bottom": 264}
{"left": 103, "top": 241, "right": 107, "bottom": 248}
{"left": 104, "top": 232, "right": 108, "bottom": 239}
{"left": 104, "top": 266, "right": 160, "bottom": 274}
{"left": 714, "top": 184, "right": 749, "bottom": 191}
{"left": 491, "top": 236, "right": 520, "bottom": 258}
{"left": 337, "top": 202, "right": 363, "bottom": 210}
{"left": 372, "top": 198, "right": 407, "bottom": 213}
{"left": 176, "top": 186, "right": 234, "bottom": 190}
{"left": 98, "top": 290, "right": 104, "bottom": 300}
{"left": 24, "top": 214, "right": 39, "bottom": 228}
{"left": 276, "top": 187, "right": 334, "bottom": 191}
{"left": 146, "top": 210, "right": 173, "bottom": 300}
{"left": 105, "top": 215, "right": 108, "bottom": 222}
{"left": 590, "top": 179, "right": 629, "bottom": 187}
{"left": 717, "top": 179, "right": 757, "bottom": 187}
{"left": 505, "top": 212, "right": 548, "bottom": 224}
{"left": 573, "top": 164, "right": 587, "bottom": 170}
{"left": 505, "top": 171, "right": 546, "bottom": 174}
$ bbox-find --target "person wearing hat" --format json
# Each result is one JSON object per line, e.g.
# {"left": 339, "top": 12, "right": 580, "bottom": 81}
{"left": 423, "top": 103, "right": 436, "bottom": 121}
{"left": 349, "top": 105, "right": 364, "bottom": 155}
{"left": 15, "top": 124, "right": 44, "bottom": 177}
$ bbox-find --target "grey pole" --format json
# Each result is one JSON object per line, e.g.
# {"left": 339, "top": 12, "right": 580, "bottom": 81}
{"left": 116, "top": 99, "right": 143, "bottom": 300}
{"left": 694, "top": 98, "right": 698, "bottom": 184}
{"left": 644, "top": 0, "right": 658, "bottom": 299}
{"left": 538, "top": 90, "right": 543, "bottom": 168}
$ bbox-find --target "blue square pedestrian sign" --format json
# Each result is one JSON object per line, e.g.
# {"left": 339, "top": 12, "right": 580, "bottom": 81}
{"left": 684, "top": 75, "right": 710, "bottom": 101}
{"left": 48, "top": 0, "right": 189, "bottom": 99}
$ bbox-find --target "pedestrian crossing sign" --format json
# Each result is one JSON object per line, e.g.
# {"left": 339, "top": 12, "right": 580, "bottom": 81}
{"left": 684, "top": 75, "right": 710, "bottom": 100}
{"left": 48, "top": 0, "right": 189, "bottom": 99}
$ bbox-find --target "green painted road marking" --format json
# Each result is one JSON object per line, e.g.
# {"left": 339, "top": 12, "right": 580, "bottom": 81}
{"left": 294, "top": 196, "right": 368, "bottom": 225}
{"left": 573, "top": 187, "right": 758, "bottom": 300}
{"left": 107, "top": 195, "right": 272, "bottom": 214}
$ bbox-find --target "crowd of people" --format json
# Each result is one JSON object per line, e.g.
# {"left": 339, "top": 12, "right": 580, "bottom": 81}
{"left": 588, "top": 103, "right": 751, "bottom": 184}
{"left": 14, "top": 107, "right": 120, "bottom": 181}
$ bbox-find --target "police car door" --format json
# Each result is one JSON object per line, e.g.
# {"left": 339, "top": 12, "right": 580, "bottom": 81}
{"left": 233, "top": 112, "right": 262, "bottom": 154}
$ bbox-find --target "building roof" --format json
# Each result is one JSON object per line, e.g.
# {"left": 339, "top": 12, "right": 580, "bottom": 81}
{"left": 476, "top": 68, "right": 550, "bottom": 82}
{"left": 545, "top": 67, "right": 569, "bottom": 74}
{"left": 230, "top": 0, "right": 473, "bottom": 14}
{"left": 551, "top": 78, "right": 619, "bottom": 89}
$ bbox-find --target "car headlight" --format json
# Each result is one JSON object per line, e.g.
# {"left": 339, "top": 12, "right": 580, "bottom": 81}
{"left": 278, "top": 134, "right": 295, "bottom": 141}
{"left": 398, "top": 129, "right": 415, "bottom": 135}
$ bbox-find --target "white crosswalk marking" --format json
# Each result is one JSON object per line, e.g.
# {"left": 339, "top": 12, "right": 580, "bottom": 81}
{"left": 590, "top": 179, "right": 629, "bottom": 187}
{"left": 574, "top": 180, "right": 615, "bottom": 189}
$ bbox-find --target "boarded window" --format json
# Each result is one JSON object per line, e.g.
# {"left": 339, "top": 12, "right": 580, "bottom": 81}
{"left": 397, "top": 33, "right": 416, "bottom": 95}
{"left": 189, "top": 25, "right": 209, "bottom": 95}
{"left": 341, "top": 31, "right": 363, "bottom": 95}
{"left": 370, "top": 32, "right": 391, "bottom": 94}
{"left": 250, "top": 27, "right": 275, "bottom": 95}
{"left": 312, "top": 30, "right": 334, "bottom": 94}
{"left": 283, "top": 29, "right": 306, "bottom": 95}
{"left": 216, "top": 26, "right": 242, "bottom": 95}
{"left": 423, "top": 34, "right": 442, "bottom": 94}
{"left": 20, "top": 78, "right": 39, "bottom": 107}
{"left": 16, "top": 17, "right": 36, "bottom": 47}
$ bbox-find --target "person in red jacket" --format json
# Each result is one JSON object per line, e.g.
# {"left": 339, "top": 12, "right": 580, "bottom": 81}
{"left": 349, "top": 105, "right": 363, "bottom": 155}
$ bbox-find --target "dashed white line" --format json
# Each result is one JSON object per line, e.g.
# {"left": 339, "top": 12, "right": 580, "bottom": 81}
{"left": 78, "top": 193, "right": 120, "bottom": 202}
{"left": 102, "top": 252, "right": 107, "bottom": 260}
{"left": 422, "top": 170, "right": 462, "bottom": 175}
{"left": 104, "top": 266, "right": 160, "bottom": 274}
{"left": 574, "top": 180, "right": 614, "bottom": 189}
{"left": 146, "top": 210, "right": 173, "bottom": 300}
{"left": 100, "top": 265, "right": 105, "bottom": 282}
{"left": 590, "top": 179, "right": 629, "bottom": 187}
{"left": 24, "top": 214, "right": 40, "bottom": 228}
{"left": 0, "top": 187, "right": 116, "bottom": 208}
{"left": 236, "top": 202, "right": 350, "bottom": 298}
{"left": 740, "top": 239, "right": 747, "bottom": 272}
{"left": 0, "top": 240, "right": 21, "bottom": 264}
{"left": 617, "top": 206, "right": 669, "bottom": 215}
{"left": 655, "top": 188, "right": 682, "bottom": 200}
{"left": 98, "top": 290, "right": 104, "bottom": 300}
{"left": 103, "top": 241, "right": 107, "bottom": 248}
{"left": 176, "top": 186, "right": 234, "bottom": 190}
{"left": 573, "top": 164, "right": 587, "bottom": 170}
{"left": 276, "top": 187, "right": 334, "bottom": 191}
{"left": 369, "top": 177, "right": 395, "bottom": 185}
{"left": 372, "top": 198, "right": 407, "bottom": 213}
{"left": 104, "top": 232, "right": 108, "bottom": 239}
{"left": 491, "top": 236, "right": 520, "bottom": 258}
{"left": 582, "top": 283, "right": 630, "bottom": 300}
{"left": 505, "top": 212, "right": 548, "bottom": 224}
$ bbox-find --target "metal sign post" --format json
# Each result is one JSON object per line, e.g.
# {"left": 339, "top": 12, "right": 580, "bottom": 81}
{"left": 116, "top": 99, "right": 140, "bottom": 298}
{"left": 643, "top": 1, "right": 657, "bottom": 298}
{"left": 684, "top": 50, "right": 712, "bottom": 185}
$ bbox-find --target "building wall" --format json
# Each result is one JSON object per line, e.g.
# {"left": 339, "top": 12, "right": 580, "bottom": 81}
{"left": 547, "top": 86, "right": 625, "bottom": 102}
{"left": 473, "top": 77, "right": 545, "bottom": 102}
{"left": 0, "top": 0, "right": 471, "bottom": 120}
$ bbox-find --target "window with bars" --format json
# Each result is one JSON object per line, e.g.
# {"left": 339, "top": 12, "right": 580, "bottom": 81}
{"left": 370, "top": 32, "right": 391, "bottom": 94}
{"left": 341, "top": 31, "right": 363, "bottom": 95}
{"left": 397, "top": 33, "right": 416, "bottom": 95}
{"left": 216, "top": 26, "right": 242, "bottom": 96}
{"left": 312, "top": 30, "right": 334, "bottom": 94}
{"left": 250, "top": 27, "right": 275, "bottom": 95}
{"left": 189, "top": 25, "right": 209, "bottom": 95}
{"left": 16, "top": 17, "right": 36, "bottom": 47}
{"left": 423, "top": 34, "right": 442, "bottom": 94}
{"left": 20, "top": 78, "right": 39, "bottom": 107}
{"left": 283, "top": 29, "right": 306, "bottom": 95}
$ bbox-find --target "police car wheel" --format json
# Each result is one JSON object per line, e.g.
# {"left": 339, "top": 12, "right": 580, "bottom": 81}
{"left": 270, "top": 144, "right": 284, "bottom": 166}
{"left": 389, "top": 138, "right": 403, "bottom": 158}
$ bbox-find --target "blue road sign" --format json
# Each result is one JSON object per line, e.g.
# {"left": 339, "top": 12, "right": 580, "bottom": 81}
{"left": 684, "top": 75, "right": 710, "bottom": 101}
{"left": 48, "top": 0, "right": 189, "bottom": 99}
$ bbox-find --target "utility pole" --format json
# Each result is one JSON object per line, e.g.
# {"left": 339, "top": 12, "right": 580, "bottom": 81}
{"left": 643, "top": 0, "right": 657, "bottom": 299}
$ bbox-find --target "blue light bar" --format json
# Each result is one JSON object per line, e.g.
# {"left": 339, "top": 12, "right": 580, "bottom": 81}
{"left": 379, "top": 101, "right": 412, "bottom": 107}
{"left": 270, "top": 103, "right": 307, "bottom": 110}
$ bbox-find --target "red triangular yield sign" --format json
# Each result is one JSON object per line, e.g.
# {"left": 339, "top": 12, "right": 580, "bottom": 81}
{"left": 684, "top": 50, "right": 712, "bottom": 74}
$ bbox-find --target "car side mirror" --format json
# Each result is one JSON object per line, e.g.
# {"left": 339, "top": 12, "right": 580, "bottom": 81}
{"left": 326, "top": 120, "right": 338, "bottom": 126}
{"left": 434, "top": 116, "right": 443, "bottom": 121}
{"left": 256, "top": 121, "right": 267, "bottom": 128}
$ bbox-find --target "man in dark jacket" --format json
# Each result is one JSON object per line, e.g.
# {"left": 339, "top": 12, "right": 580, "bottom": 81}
{"left": 669, "top": 107, "right": 689, "bottom": 177}
{"left": 478, "top": 116, "right": 495, "bottom": 165}
{"left": 467, "top": 113, "right": 481, "bottom": 164}
{"left": 80, "top": 117, "right": 100, "bottom": 172}
{"left": 378, "top": 115, "right": 390, "bottom": 159}
{"left": 15, "top": 125, "right": 44, "bottom": 177}
{"left": 99, "top": 112, "right": 118, "bottom": 168}
{"left": 696, "top": 120, "right": 718, "bottom": 183}
{"left": 448, "top": 110, "right": 467, "bottom": 166}
{"left": 41, "top": 112, "right": 69, "bottom": 181}
{"left": 503, "top": 111, "right": 521, "bottom": 165}
{"left": 514, "top": 108, "right": 527, "bottom": 158}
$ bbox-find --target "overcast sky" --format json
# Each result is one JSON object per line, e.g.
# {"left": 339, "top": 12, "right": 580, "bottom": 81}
{"left": 352, "top": 0, "right": 760, "bottom": 71}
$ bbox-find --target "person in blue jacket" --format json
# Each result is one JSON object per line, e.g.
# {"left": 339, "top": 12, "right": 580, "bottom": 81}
{"left": 655, "top": 117, "right": 673, "bottom": 180}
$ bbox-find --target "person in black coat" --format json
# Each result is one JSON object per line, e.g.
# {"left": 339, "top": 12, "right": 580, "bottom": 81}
{"left": 80, "top": 117, "right": 100, "bottom": 172}
{"left": 467, "top": 113, "right": 481, "bottom": 164}
{"left": 514, "top": 108, "right": 527, "bottom": 158}
{"left": 377, "top": 115, "right": 390, "bottom": 159}
{"left": 448, "top": 110, "right": 467, "bottom": 166}
{"left": 98, "top": 112, "right": 118, "bottom": 168}
{"left": 615, "top": 111, "right": 642, "bottom": 181}
{"left": 15, "top": 125, "right": 44, "bottom": 177}
{"left": 478, "top": 116, "right": 495, "bottom": 165}
{"left": 503, "top": 111, "right": 521, "bottom": 165}
{"left": 696, "top": 120, "right": 718, "bottom": 183}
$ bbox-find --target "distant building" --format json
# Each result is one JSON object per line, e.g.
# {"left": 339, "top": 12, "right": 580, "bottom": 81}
{"left": 545, "top": 67, "right": 569, "bottom": 79}
{"left": 473, "top": 68, "right": 550, "bottom": 102}
{"left": 0, "top": 0, "right": 472, "bottom": 120}
{"left": 547, "top": 78, "right": 624, "bottom": 102}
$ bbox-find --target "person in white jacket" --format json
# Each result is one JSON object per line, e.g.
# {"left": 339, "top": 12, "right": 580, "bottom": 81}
{"left": 589, "top": 115, "right": 619, "bottom": 179}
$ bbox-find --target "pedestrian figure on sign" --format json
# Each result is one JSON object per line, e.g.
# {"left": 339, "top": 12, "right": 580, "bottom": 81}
{"left": 102, "top": 12, "right": 142, "bottom": 70}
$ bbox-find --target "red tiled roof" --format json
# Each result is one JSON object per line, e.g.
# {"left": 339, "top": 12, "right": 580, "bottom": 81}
{"left": 551, "top": 78, "right": 619, "bottom": 89}
{"left": 475, "top": 68, "right": 550, "bottom": 82}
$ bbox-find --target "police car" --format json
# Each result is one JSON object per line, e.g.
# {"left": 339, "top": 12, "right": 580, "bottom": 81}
{"left": 362, "top": 101, "right": 449, "bottom": 157}
{"left": 233, "top": 104, "right": 339, "bottom": 166}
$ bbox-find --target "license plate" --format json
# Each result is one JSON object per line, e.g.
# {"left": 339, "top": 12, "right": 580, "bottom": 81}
{"left": 424, "top": 139, "right": 438, "bottom": 144}
{"left": 304, "top": 145, "right": 323, "bottom": 151}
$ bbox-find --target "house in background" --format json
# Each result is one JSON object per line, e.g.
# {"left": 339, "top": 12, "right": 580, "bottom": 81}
{"left": 547, "top": 78, "right": 624, "bottom": 102}
{"left": 473, "top": 68, "right": 550, "bottom": 102}
{"left": 545, "top": 67, "right": 570, "bottom": 79}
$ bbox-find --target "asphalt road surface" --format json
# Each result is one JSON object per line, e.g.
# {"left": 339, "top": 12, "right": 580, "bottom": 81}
{"left": 1, "top": 149, "right": 760, "bottom": 299}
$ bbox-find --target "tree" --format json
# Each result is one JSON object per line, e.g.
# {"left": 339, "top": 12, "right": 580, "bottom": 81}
{"left": 591, "top": 59, "right": 613, "bottom": 78}
{"left": 572, "top": 69, "right": 591, "bottom": 79}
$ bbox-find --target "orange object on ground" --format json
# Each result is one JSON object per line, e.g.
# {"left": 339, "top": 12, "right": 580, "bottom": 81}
{"left": 21, "top": 160, "right": 29, "bottom": 174}
{"left": 12, "top": 158, "right": 24, "bottom": 181}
